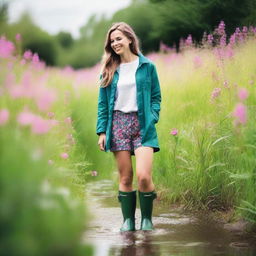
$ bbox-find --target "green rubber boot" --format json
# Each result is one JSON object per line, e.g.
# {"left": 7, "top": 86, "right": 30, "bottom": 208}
{"left": 139, "top": 190, "right": 157, "bottom": 231}
{"left": 118, "top": 190, "right": 137, "bottom": 232}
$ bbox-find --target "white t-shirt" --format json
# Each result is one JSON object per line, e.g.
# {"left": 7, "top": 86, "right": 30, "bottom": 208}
{"left": 113, "top": 57, "right": 139, "bottom": 113}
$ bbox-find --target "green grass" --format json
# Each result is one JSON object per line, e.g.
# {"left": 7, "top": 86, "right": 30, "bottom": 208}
{"left": 152, "top": 39, "right": 256, "bottom": 222}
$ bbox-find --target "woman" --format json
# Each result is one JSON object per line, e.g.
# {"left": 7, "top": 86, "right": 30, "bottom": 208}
{"left": 96, "top": 22, "right": 161, "bottom": 232}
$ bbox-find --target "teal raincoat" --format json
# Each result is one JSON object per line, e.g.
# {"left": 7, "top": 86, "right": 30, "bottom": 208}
{"left": 96, "top": 52, "right": 161, "bottom": 155}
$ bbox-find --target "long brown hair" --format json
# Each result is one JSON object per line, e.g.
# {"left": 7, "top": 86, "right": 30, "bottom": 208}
{"left": 100, "top": 22, "right": 140, "bottom": 87}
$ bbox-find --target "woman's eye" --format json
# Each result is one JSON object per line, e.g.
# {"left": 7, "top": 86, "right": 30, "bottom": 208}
{"left": 110, "top": 37, "right": 122, "bottom": 44}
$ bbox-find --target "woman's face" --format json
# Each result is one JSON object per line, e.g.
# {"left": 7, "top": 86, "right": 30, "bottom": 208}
{"left": 110, "top": 29, "right": 132, "bottom": 56}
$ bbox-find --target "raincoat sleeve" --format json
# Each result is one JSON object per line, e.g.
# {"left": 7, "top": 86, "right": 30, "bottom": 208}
{"left": 150, "top": 63, "right": 162, "bottom": 123}
{"left": 96, "top": 74, "right": 108, "bottom": 136}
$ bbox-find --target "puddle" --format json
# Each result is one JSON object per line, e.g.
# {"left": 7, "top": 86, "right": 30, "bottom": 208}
{"left": 83, "top": 180, "right": 256, "bottom": 256}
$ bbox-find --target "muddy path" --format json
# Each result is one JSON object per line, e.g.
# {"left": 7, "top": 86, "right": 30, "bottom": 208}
{"left": 83, "top": 179, "right": 256, "bottom": 256}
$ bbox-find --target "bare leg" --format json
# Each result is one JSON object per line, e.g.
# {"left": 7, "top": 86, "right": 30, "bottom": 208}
{"left": 135, "top": 146, "right": 156, "bottom": 230}
{"left": 114, "top": 150, "right": 136, "bottom": 232}
{"left": 113, "top": 150, "right": 133, "bottom": 192}
{"left": 134, "top": 146, "right": 155, "bottom": 192}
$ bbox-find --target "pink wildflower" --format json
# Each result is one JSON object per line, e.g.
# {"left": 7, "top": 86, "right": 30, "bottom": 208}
{"left": 60, "top": 152, "right": 69, "bottom": 159}
{"left": 91, "top": 170, "right": 98, "bottom": 176}
{"left": 63, "top": 66, "right": 74, "bottom": 73}
{"left": 220, "top": 34, "right": 226, "bottom": 47}
{"left": 35, "top": 89, "right": 57, "bottom": 111}
{"left": 229, "top": 33, "right": 236, "bottom": 46}
{"left": 31, "top": 116, "right": 52, "bottom": 134}
{"left": 15, "top": 34, "right": 21, "bottom": 41}
{"left": 8, "top": 71, "right": 35, "bottom": 99}
{"left": 225, "top": 46, "right": 234, "bottom": 58}
{"left": 23, "top": 50, "right": 33, "bottom": 60}
{"left": 20, "top": 59, "right": 26, "bottom": 65}
{"left": 0, "top": 36, "right": 15, "bottom": 58}
{"left": 223, "top": 80, "right": 229, "bottom": 88}
{"left": 17, "top": 110, "right": 53, "bottom": 134}
{"left": 207, "top": 34, "right": 213, "bottom": 45}
{"left": 242, "top": 26, "right": 248, "bottom": 34}
{"left": 49, "top": 119, "right": 59, "bottom": 126}
{"left": 211, "top": 87, "right": 221, "bottom": 101}
{"left": 32, "top": 53, "right": 40, "bottom": 63}
{"left": 17, "top": 110, "right": 36, "bottom": 126}
{"left": 216, "top": 20, "right": 225, "bottom": 36}
{"left": 185, "top": 34, "right": 193, "bottom": 47}
{"left": 47, "top": 112, "right": 55, "bottom": 118}
{"left": 237, "top": 88, "right": 249, "bottom": 101}
{"left": 233, "top": 103, "right": 247, "bottom": 125}
{"left": 0, "top": 108, "right": 9, "bottom": 125}
{"left": 170, "top": 128, "right": 178, "bottom": 136}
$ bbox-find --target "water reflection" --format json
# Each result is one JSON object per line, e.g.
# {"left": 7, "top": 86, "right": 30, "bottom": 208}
{"left": 107, "top": 230, "right": 256, "bottom": 256}
{"left": 110, "top": 231, "right": 159, "bottom": 256}
{"left": 84, "top": 180, "right": 256, "bottom": 256}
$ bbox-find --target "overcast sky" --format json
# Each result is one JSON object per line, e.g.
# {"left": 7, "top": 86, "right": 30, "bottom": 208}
{"left": 7, "top": 0, "right": 131, "bottom": 39}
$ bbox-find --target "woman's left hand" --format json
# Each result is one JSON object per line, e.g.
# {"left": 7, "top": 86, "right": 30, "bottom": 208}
{"left": 98, "top": 133, "right": 106, "bottom": 151}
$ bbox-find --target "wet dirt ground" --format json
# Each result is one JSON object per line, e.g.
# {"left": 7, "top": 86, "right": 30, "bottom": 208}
{"left": 83, "top": 179, "right": 256, "bottom": 256}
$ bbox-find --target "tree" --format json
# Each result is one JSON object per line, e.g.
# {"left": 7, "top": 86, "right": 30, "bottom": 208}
{"left": 0, "top": 1, "right": 8, "bottom": 24}
{"left": 150, "top": 0, "right": 207, "bottom": 49}
{"left": 111, "top": 2, "right": 158, "bottom": 52}
{"left": 199, "top": 0, "right": 254, "bottom": 35}
{"left": 56, "top": 31, "right": 74, "bottom": 48}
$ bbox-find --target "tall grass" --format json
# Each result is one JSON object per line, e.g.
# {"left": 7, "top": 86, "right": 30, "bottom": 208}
{"left": 71, "top": 88, "right": 116, "bottom": 179}
{"left": 153, "top": 32, "right": 256, "bottom": 224}
{"left": 0, "top": 128, "right": 93, "bottom": 255}
{"left": 0, "top": 37, "right": 94, "bottom": 254}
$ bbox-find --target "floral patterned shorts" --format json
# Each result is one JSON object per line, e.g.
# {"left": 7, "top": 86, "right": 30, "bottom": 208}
{"left": 110, "top": 110, "right": 142, "bottom": 154}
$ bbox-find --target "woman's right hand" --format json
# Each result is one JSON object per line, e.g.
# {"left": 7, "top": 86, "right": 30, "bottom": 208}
{"left": 98, "top": 133, "right": 106, "bottom": 151}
